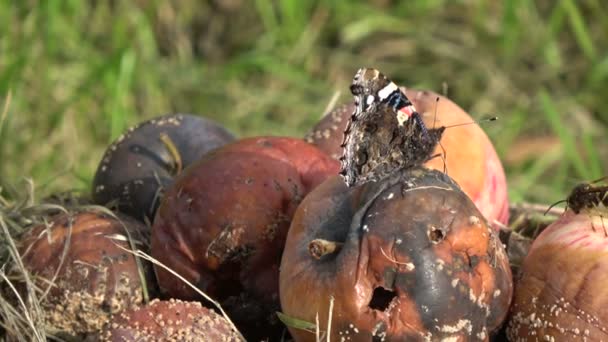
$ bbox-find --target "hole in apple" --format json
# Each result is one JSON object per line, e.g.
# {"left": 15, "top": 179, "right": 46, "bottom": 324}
{"left": 368, "top": 286, "right": 397, "bottom": 311}
{"left": 429, "top": 226, "right": 445, "bottom": 243}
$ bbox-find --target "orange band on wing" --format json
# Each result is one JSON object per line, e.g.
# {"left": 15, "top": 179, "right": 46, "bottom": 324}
{"left": 398, "top": 106, "right": 416, "bottom": 117}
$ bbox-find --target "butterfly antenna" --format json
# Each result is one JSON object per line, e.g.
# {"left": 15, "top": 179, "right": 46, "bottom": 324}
{"left": 544, "top": 199, "right": 568, "bottom": 216}
{"left": 444, "top": 117, "right": 498, "bottom": 129}
{"left": 432, "top": 97, "right": 439, "bottom": 129}
{"left": 590, "top": 176, "right": 608, "bottom": 184}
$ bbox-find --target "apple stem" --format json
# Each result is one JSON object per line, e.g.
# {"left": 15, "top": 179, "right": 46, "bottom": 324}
{"left": 308, "top": 239, "right": 343, "bottom": 259}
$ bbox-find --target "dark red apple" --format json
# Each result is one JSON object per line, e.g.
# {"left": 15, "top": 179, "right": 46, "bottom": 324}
{"left": 151, "top": 136, "right": 339, "bottom": 341}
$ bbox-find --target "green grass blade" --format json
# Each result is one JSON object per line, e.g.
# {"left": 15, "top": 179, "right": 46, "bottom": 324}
{"left": 510, "top": 148, "right": 563, "bottom": 202}
{"left": 255, "top": 0, "right": 279, "bottom": 35}
{"left": 581, "top": 133, "right": 603, "bottom": 178}
{"left": 561, "top": 0, "right": 597, "bottom": 60}
{"left": 539, "top": 89, "right": 589, "bottom": 179}
{"left": 587, "top": 55, "right": 608, "bottom": 86}
{"left": 109, "top": 49, "right": 137, "bottom": 140}
{"left": 276, "top": 311, "right": 317, "bottom": 332}
{"left": 341, "top": 15, "right": 410, "bottom": 43}
{"left": 501, "top": 0, "right": 520, "bottom": 59}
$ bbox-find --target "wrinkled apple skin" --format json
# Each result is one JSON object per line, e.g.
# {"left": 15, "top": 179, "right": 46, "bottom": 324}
{"left": 507, "top": 211, "right": 608, "bottom": 341}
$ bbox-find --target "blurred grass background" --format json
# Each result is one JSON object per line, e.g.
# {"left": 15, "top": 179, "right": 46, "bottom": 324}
{"left": 0, "top": 0, "right": 606, "bottom": 204}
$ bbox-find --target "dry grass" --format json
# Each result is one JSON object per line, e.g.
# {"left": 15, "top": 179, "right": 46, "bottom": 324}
{"left": 0, "top": 183, "right": 48, "bottom": 341}
{"left": 0, "top": 182, "right": 246, "bottom": 340}
{"left": 118, "top": 247, "right": 246, "bottom": 340}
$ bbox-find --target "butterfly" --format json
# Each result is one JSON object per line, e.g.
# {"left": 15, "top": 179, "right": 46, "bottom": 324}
{"left": 339, "top": 68, "right": 445, "bottom": 187}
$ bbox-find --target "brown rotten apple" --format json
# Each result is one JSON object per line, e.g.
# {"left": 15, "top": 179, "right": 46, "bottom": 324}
{"left": 151, "top": 136, "right": 339, "bottom": 341}
{"left": 280, "top": 167, "right": 513, "bottom": 341}
{"left": 507, "top": 210, "right": 608, "bottom": 341}
{"left": 92, "top": 113, "right": 235, "bottom": 222}
{"left": 101, "top": 299, "right": 243, "bottom": 341}
{"left": 16, "top": 211, "right": 152, "bottom": 337}
{"left": 304, "top": 88, "right": 509, "bottom": 226}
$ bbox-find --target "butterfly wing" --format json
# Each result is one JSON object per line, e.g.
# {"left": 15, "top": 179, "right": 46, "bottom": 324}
{"left": 340, "top": 68, "right": 393, "bottom": 186}
{"left": 340, "top": 104, "right": 396, "bottom": 187}
{"left": 399, "top": 113, "right": 445, "bottom": 168}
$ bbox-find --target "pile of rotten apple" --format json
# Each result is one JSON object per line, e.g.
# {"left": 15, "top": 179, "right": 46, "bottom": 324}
{"left": 9, "top": 88, "right": 607, "bottom": 341}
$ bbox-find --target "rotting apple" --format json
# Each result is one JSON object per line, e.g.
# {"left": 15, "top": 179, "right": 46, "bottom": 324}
{"left": 280, "top": 167, "right": 512, "bottom": 341}
{"left": 92, "top": 114, "right": 235, "bottom": 222}
{"left": 101, "top": 298, "right": 243, "bottom": 341}
{"left": 151, "top": 136, "right": 339, "bottom": 341}
{"left": 304, "top": 103, "right": 354, "bottom": 160}
{"left": 15, "top": 211, "right": 152, "bottom": 338}
{"left": 507, "top": 210, "right": 608, "bottom": 341}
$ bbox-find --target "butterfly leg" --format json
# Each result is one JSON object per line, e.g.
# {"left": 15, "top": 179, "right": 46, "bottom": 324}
{"left": 426, "top": 142, "right": 449, "bottom": 174}
{"left": 588, "top": 215, "right": 606, "bottom": 236}
{"left": 427, "top": 152, "right": 449, "bottom": 175}
{"left": 438, "top": 140, "right": 448, "bottom": 174}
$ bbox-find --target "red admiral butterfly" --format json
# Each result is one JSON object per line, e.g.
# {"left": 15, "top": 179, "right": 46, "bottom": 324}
{"left": 339, "top": 68, "right": 445, "bottom": 187}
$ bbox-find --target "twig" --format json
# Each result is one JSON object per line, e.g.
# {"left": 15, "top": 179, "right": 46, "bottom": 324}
{"left": 315, "top": 313, "right": 320, "bottom": 342}
{"left": 321, "top": 91, "right": 341, "bottom": 118}
{"left": 509, "top": 202, "right": 563, "bottom": 217}
{"left": 326, "top": 296, "right": 334, "bottom": 342}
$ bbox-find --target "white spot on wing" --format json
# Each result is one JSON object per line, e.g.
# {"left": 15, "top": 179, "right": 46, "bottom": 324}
{"left": 366, "top": 95, "right": 375, "bottom": 106}
{"left": 378, "top": 82, "right": 398, "bottom": 101}
{"left": 397, "top": 111, "right": 408, "bottom": 126}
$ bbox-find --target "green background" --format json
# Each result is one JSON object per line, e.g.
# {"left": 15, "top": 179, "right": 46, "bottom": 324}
{"left": 1, "top": 0, "right": 606, "bottom": 204}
